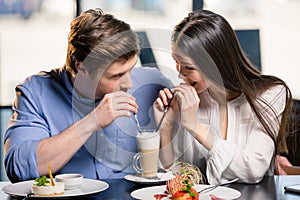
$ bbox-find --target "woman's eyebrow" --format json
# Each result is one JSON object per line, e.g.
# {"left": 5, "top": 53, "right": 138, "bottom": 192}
{"left": 181, "top": 61, "right": 195, "bottom": 67}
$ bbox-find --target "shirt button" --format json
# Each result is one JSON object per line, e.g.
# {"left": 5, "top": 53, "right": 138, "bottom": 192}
{"left": 100, "top": 133, "right": 104, "bottom": 137}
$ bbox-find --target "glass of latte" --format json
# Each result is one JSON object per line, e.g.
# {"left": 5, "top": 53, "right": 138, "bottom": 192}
{"left": 133, "top": 130, "right": 160, "bottom": 178}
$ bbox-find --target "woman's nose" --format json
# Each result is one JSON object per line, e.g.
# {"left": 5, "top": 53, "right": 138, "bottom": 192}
{"left": 178, "top": 73, "right": 184, "bottom": 79}
{"left": 178, "top": 70, "right": 189, "bottom": 79}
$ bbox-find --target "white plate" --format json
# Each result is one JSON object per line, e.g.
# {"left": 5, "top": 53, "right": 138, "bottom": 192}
{"left": 124, "top": 171, "right": 174, "bottom": 185}
{"left": 2, "top": 178, "right": 109, "bottom": 198}
{"left": 131, "top": 184, "right": 241, "bottom": 200}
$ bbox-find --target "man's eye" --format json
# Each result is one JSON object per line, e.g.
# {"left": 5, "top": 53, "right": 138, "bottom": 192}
{"left": 112, "top": 74, "right": 123, "bottom": 78}
{"left": 185, "top": 66, "right": 195, "bottom": 71}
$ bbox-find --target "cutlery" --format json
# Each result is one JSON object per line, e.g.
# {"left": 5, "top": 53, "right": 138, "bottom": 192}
{"left": 22, "top": 192, "right": 34, "bottom": 199}
{"left": 197, "top": 178, "right": 239, "bottom": 194}
{"left": 155, "top": 94, "right": 174, "bottom": 132}
{"left": 134, "top": 113, "right": 142, "bottom": 132}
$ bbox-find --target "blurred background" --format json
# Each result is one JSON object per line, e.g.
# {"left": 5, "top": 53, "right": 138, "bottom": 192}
{"left": 0, "top": 0, "right": 300, "bottom": 180}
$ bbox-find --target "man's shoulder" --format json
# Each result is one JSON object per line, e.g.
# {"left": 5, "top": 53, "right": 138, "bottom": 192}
{"left": 19, "top": 67, "right": 66, "bottom": 89}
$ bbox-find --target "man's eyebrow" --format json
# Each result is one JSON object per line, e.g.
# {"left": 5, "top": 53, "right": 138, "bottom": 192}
{"left": 106, "top": 59, "right": 138, "bottom": 76}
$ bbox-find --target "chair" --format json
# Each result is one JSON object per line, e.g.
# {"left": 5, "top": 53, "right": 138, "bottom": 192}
{"left": 132, "top": 83, "right": 166, "bottom": 129}
{"left": 286, "top": 99, "right": 300, "bottom": 166}
{"left": 276, "top": 99, "right": 300, "bottom": 175}
{"left": 0, "top": 106, "right": 12, "bottom": 181}
{"left": 235, "top": 29, "right": 261, "bottom": 71}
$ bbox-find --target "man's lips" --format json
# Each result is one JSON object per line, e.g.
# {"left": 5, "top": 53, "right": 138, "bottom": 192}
{"left": 191, "top": 82, "right": 197, "bottom": 86}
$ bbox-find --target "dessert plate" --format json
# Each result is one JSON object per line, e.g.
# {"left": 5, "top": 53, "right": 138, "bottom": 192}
{"left": 2, "top": 178, "right": 109, "bottom": 198}
{"left": 124, "top": 171, "right": 174, "bottom": 185}
{"left": 131, "top": 184, "right": 241, "bottom": 200}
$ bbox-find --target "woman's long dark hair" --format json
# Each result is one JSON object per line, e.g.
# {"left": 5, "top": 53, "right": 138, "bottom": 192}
{"left": 172, "top": 9, "right": 293, "bottom": 156}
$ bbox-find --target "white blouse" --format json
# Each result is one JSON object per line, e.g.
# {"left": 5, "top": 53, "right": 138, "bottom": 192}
{"left": 171, "top": 85, "right": 286, "bottom": 184}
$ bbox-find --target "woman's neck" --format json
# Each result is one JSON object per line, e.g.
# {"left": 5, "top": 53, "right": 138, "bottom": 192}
{"left": 207, "top": 85, "right": 241, "bottom": 104}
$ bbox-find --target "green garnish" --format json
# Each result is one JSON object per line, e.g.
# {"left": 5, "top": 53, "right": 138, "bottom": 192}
{"left": 34, "top": 176, "right": 50, "bottom": 186}
{"left": 180, "top": 178, "right": 197, "bottom": 197}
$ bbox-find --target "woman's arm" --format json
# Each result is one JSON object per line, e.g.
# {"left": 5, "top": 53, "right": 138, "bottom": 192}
{"left": 206, "top": 86, "right": 287, "bottom": 184}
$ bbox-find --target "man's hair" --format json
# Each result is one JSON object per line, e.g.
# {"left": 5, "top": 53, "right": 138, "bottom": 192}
{"left": 66, "top": 8, "right": 140, "bottom": 77}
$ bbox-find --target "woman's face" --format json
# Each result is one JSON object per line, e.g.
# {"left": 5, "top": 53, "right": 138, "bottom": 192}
{"left": 172, "top": 53, "right": 209, "bottom": 94}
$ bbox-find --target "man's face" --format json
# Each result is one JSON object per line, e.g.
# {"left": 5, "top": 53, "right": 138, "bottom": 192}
{"left": 95, "top": 55, "right": 137, "bottom": 99}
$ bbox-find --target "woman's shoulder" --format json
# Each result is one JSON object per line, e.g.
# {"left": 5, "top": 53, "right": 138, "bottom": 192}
{"left": 259, "top": 84, "right": 286, "bottom": 102}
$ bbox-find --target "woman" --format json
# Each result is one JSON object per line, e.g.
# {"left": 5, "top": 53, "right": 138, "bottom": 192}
{"left": 155, "top": 10, "right": 293, "bottom": 184}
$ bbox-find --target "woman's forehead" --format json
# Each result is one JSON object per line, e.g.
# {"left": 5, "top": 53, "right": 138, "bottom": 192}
{"left": 172, "top": 52, "right": 195, "bottom": 65}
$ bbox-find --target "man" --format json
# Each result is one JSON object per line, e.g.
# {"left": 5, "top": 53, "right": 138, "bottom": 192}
{"left": 4, "top": 8, "right": 172, "bottom": 182}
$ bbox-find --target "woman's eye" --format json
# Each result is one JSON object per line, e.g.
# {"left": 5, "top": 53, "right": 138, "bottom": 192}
{"left": 175, "top": 62, "right": 180, "bottom": 71}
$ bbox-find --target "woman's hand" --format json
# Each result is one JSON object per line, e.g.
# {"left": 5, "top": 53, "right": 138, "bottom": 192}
{"left": 153, "top": 88, "right": 178, "bottom": 128}
{"left": 173, "top": 83, "right": 200, "bottom": 131}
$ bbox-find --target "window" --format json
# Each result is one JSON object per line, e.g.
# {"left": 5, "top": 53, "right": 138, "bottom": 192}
{"left": 0, "top": 0, "right": 75, "bottom": 105}
{"left": 203, "top": 0, "right": 300, "bottom": 99}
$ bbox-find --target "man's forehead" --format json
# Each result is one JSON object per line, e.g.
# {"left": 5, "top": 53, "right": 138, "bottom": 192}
{"left": 104, "top": 57, "right": 137, "bottom": 75}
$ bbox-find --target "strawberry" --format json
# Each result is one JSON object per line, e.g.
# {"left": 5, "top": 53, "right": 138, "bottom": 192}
{"left": 172, "top": 188, "right": 199, "bottom": 200}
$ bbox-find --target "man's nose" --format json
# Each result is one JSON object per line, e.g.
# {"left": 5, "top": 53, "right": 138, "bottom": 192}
{"left": 120, "top": 72, "right": 132, "bottom": 90}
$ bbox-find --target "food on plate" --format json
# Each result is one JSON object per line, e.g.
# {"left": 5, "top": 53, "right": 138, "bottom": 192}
{"left": 153, "top": 162, "right": 204, "bottom": 200}
{"left": 165, "top": 162, "right": 204, "bottom": 200}
{"left": 209, "top": 194, "right": 225, "bottom": 200}
{"left": 32, "top": 176, "right": 64, "bottom": 196}
{"left": 154, "top": 194, "right": 169, "bottom": 200}
{"left": 171, "top": 162, "right": 204, "bottom": 185}
{"left": 31, "top": 162, "right": 65, "bottom": 196}
{"left": 172, "top": 188, "right": 199, "bottom": 200}
{"left": 167, "top": 175, "right": 199, "bottom": 200}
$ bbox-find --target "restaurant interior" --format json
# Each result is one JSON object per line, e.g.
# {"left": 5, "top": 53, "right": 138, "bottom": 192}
{"left": 0, "top": 0, "right": 300, "bottom": 199}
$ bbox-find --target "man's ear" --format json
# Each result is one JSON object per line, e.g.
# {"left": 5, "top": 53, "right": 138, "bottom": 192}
{"left": 75, "top": 61, "right": 86, "bottom": 74}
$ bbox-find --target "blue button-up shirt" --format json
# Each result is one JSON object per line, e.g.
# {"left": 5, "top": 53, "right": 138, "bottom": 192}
{"left": 4, "top": 66, "right": 173, "bottom": 182}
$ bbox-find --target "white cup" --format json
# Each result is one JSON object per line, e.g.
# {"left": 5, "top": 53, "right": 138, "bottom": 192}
{"left": 133, "top": 130, "right": 160, "bottom": 178}
{"left": 55, "top": 174, "right": 83, "bottom": 190}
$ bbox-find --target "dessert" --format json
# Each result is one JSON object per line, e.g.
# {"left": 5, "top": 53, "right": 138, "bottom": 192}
{"left": 167, "top": 175, "right": 199, "bottom": 200}
{"left": 172, "top": 188, "right": 199, "bottom": 200}
{"left": 154, "top": 162, "right": 204, "bottom": 200}
{"left": 171, "top": 162, "right": 204, "bottom": 184}
{"left": 166, "top": 162, "right": 204, "bottom": 200}
{"left": 32, "top": 176, "right": 64, "bottom": 196}
{"left": 31, "top": 162, "right": 65, "bottom": 196}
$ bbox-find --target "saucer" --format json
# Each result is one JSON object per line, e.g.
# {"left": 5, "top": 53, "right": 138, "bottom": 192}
{"left": 124, "top": 171, "right": 174, "bottom": 185}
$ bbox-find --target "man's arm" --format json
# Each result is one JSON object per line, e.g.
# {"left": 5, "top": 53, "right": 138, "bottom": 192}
{"left": 5, "top": 87, "right": 137, "bottom": 181}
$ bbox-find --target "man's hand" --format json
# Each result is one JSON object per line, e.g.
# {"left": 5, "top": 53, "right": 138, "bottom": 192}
{"left": 92, "top": 91, "right": 138, "bottom": 130}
